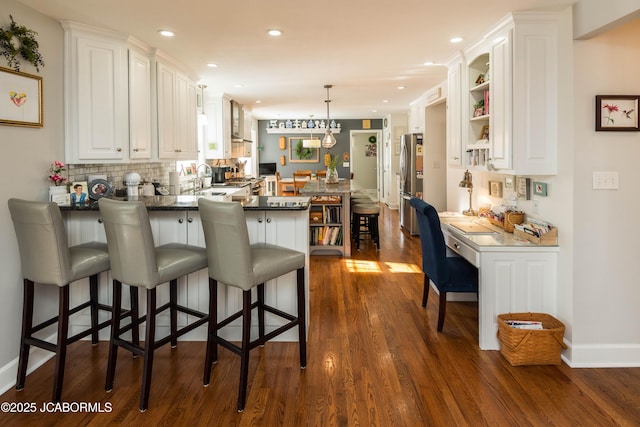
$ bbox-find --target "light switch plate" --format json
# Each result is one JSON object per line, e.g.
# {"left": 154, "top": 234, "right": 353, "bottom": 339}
{"left": 593, "top": 171, "right": 619, "bottom": 189}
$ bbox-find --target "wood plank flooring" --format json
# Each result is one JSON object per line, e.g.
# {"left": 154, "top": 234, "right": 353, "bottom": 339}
{"left": 2, "top": 204, "right": 640, "bottom": 426}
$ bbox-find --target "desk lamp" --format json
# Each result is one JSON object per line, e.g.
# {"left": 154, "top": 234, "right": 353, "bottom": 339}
{"left": 459, "top": 170, "right": 476, "bottom": 216}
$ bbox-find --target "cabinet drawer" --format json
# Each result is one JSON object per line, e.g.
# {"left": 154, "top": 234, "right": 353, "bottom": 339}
{"left": 445, "top": 234, "right": 479, "bottom": 267}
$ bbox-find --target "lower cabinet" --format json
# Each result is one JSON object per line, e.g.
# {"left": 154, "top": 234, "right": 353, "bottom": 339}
{"left": 63, "top": 208, "right": 309, "bottom": 342}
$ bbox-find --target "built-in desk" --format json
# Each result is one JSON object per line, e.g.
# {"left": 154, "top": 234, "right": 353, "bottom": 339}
{"left": 439, "top": 213, "right": 559, "bottom": 350}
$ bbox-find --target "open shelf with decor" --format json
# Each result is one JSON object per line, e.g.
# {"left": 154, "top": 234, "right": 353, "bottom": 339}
{"left": 466, "top": 53, "right": 491, "bottom": 169}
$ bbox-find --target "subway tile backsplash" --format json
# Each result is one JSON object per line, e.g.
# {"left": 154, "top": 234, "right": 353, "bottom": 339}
{"left": 67, "top": 162, "right": 176, "bottom": 189}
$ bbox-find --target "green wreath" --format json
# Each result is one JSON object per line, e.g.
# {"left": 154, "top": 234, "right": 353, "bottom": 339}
{"left": 0, "top": 15, "right": 45, "bottom": 72}
{"left": 295, "top": 139, "right": 313, "bottom": 160}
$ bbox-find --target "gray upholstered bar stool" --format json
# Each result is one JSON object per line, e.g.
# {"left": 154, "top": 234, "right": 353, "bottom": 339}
{"left": 98, "top": 198, "right": 210, "bottom": 412}
{"left": 8, "top": 198, "right": 117, "bottom": 402}
{"left": 352, "top": 202, "right": 381, "bottom": 251}
{"left": 198, "top": 198, "right": 307, "bottom": 412}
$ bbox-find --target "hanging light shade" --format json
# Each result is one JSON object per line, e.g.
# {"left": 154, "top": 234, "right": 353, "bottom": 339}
{"left": 322, "top": 84, "right": 336, "bottom": 149}
{"left": 302, "top": 115, "right": 321, "bottom": 148}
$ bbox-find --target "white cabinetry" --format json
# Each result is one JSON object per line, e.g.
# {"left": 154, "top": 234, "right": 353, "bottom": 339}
{"left": 62, "top": 22, "right": 129, "bottom": 163}
{"left": 446, "top": 57, "right": 463, "bottom": 167}
{"left": 128, "top": 45, "right": 153, "bottom": 160}
{"left": 157, "top": 58, "right": 198, "bottom": 160}
{"left": 204, "top": 94, "right": 232, "bottom": 159}
{"left": 458, "top": 11, "right": 569, "bottom": 175}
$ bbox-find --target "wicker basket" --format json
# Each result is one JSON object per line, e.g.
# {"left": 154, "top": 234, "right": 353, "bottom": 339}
{"left": 503, "top": 212, "right": 525, "bottom": 233}
{"left": 497, "top": 313, "right": 567, "bottom": 366}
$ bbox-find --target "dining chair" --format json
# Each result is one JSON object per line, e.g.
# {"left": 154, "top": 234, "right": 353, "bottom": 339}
{"left": 198, "top": 199, "right": 306, "bottom": 412}
{"left": 409, "top": 197, "right": 478, "bottom": 332}
{"left": 7, "top": 198, "right": 123, "bottom": 402}
{"left": 316, "top": 170, "right": 327, "bottom": 179}
{"left": 276, "top": 171, "right": 295, "bottom": 196}
{"left": 98, "top": 198, "right": 210, "bottom": 412}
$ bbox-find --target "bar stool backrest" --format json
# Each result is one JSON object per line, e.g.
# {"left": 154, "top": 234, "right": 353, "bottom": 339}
{"left": 98, "top": 198, "right": 159, "bottom": 289}
{"left": 8, "top": 198, "right": 71, "bottom": 286}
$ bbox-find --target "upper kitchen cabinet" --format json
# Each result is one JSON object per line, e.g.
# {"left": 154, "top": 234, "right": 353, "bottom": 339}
{"left": 128, "top": 41, "right": 153, "bottom": 160}
{"left": 156, "top": 54, "right": 198, "bottom": 160}
{"left": 203, "top": 94, "right": 232, "bottom": 159}
{"left": 458, "top": 10, "right": 571, "bottom": 175}
{"left": 62, "top": 22, "right": 130, "bottom": 163}
{"left": 446, "top": 56, "right": 464, "bottom": 167}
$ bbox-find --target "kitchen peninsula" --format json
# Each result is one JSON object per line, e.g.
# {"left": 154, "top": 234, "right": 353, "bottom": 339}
{"left": 61, "top": 195, "right": 310, "bottom": 342}
{"left": 300, "top": 179, "right": 352, "bottom": 256}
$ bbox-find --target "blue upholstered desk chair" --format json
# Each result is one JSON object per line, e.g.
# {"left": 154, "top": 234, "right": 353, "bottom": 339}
{"left": 8, "top": 198, "right": 116, "bottom": 402}
{"left": 98, "top": 198, "right": 209, "bottom": 412}
{"left": 409, "top": 198, "right": 478, "bottom": 332}
{"left": 198, "top": 198, "right": 306, "bottom": 412}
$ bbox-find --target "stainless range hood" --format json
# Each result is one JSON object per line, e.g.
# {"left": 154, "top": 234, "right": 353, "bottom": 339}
{"left": 231, "top": 100, "right": 252, "bottom": 143}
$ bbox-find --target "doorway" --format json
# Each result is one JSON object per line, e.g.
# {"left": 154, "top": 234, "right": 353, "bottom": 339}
{"left": 350, "top": 130, "right": 382, "bottom": 200}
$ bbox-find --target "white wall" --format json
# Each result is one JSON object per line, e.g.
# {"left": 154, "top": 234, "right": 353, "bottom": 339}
{"left": 570, "top": 17, "right": 640, "bottom": 366}
{"left": 0, "top": 1, "right": 64, "bottom": 391}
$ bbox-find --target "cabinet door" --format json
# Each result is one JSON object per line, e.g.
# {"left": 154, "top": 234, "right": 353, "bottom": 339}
{"left": 489, "top": 30, "right": 513, "bottom": 170}
{"left": 447, "top": 60, "right": 463, "bottom": 166}
{"left": 75, "top": 35, "right": 128, "bottom": 161}
{"left": 203, "top": 95, "right": 232, "bottom": 159}
{"left": 128, "top": 48, "right": 152, "bottom": 160}
{"left": 157, "top": 62, "right": 177, "bottom": 159}
{"left": 174, "top": 73, "right": 198, "bottom": 159}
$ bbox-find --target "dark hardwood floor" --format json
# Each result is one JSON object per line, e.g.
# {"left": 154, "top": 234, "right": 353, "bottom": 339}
{"left": 2, "top": 204, "right": 640, "bottom": 426}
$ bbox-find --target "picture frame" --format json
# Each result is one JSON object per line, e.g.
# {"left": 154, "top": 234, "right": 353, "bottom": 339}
{"left": 595, "top": 95, "right": 639, "bottom": 131}
{"left": 533, "top": 181, "right": 548, "bottom": 196}
{"left": 504, "top": 175, "right": 514, "bottom": 190}
{"left": 479, "top": 125, "right": 490, "bottom": 141}
{"left": 70, "top": 181, "right": 89, "bottom": 205}
{"left": 0, "top": 66, "right": 43, "bottom": 127}
{"left": 516, "top": 177, "right": 531, "bottom": 200}
{"left": 488, "top": 180, "right": 503, "bottom": 198}
{"left": 289, "top": 137, "right": 319, "bottom": 163}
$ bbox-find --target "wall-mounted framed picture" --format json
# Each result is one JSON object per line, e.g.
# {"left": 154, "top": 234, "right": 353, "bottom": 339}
{"left": 516, "top": 177, "right": 531, "bottom": 200}
{"left": 595, "top": 95, "right": 639, "bottom": 131}
{"left": 488, "top": 180, "right": 503, "bottom": 197}
{"left": 533, "top": 181, "right": 548, "bottom": 196}
{"left": 0, "top": 66, "right": 43, "bottom": 127}
{"left": 289, "top": 138, "right": 319, "bottom": 163}
{"left": 504, "top": 175, "right": 514, "bottom": 190}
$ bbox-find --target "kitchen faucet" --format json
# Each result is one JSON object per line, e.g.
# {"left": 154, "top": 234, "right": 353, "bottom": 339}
{"left": 196, "top": 163, "right": 212, "bottom": 177}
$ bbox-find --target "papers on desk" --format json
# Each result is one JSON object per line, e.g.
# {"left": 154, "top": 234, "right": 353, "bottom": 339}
{"left": 449, "top": 222, "right": 497, "bottom": 235}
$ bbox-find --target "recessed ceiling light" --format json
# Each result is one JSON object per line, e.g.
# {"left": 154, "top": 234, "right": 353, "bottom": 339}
{"left": 234, "top": 84, "right": 244, "bottom": 88}
{"left": 450, "top": 36, "right": 463, "bottom": 44}
{"left": 397, "top": 86, "right": 405, "bottom": 90}
{"left": 383, "top": 99, "right": 389, "bottom": 103}
{"left": 207, "top": 63, "right": 218, "bottom": 68}
{"left": 267, "top": 29, "right": 282, "bottom": 37}
{"left": 423, "top": 61, "right": 435, "bottom": 66}
{"left": 255, "top": 100, "right": 262, "bottom": 104}
{"left": 158, "top": 29, "right": 175, "bottom": 37}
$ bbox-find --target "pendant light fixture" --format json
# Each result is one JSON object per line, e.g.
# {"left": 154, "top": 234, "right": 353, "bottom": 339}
{"left": 321, "top": 84, "right": 336, "bottom": 149}
{"left": 302, "top": 115, "right": 320, "bottom": 148}
{"left": 197, "top": 84, "right": 208, "bottom": 126}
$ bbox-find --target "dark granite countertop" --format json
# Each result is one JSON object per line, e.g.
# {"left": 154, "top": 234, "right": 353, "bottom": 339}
{"left": 59, "top": 195, "right": 310, "bottom": 212}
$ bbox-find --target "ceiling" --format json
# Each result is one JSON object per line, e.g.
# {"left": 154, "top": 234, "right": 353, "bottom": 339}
{"left": 18, "top": 0, "right": 574, "bottom": 120}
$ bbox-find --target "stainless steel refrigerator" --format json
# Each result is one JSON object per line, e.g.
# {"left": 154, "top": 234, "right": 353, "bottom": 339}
{"left": 399, "top": 133, "right": 423, "bottom": 235}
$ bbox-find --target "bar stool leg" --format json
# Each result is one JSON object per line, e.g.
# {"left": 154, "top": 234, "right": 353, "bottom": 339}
{"left": 238, "top": 290, "right": 252, "bottom": 412}
{"left": 140, "top": 288, "right": 157, "bottom": 412}
{"left": 257, "top": 284, "right": 265, "bottom": 346}
{"left": 89, "top": 275, "right": 99, "bottom": 345}
{"left": 203, "top": 278, "right": 218, "bottom": 386}
{"left": 170, "top": 279, "right": 178, "bottom": 348}
{"left": 16, "top": 279, "right": 34, "bottom": 391}
{"left": 297, "top": 268, "right": 307, "bottom": 368}
{"left": 105, "top": 281, "right": 123, "bottom": 392}
{"left": 52, "top": 285, "right": 70, "bottom": 403}
{"left": 130, "top": 287, "right": 140, "bottom": 351}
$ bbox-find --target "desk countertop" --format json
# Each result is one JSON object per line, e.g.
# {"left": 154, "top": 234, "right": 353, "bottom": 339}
{"left": 439, "top": 213, "right": 559, "bottom": 250}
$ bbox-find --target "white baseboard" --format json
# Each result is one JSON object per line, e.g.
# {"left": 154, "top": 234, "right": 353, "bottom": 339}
{"left": 0, "top": 333, "right": 56, "bottom": 396}
{"left": 562, "top": 340, "right": 640, "bottom": 367}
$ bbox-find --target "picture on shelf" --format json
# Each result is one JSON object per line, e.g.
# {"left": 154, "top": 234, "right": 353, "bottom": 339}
{"left": 479, "top": 125, "right": 490, "bottom": 141}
